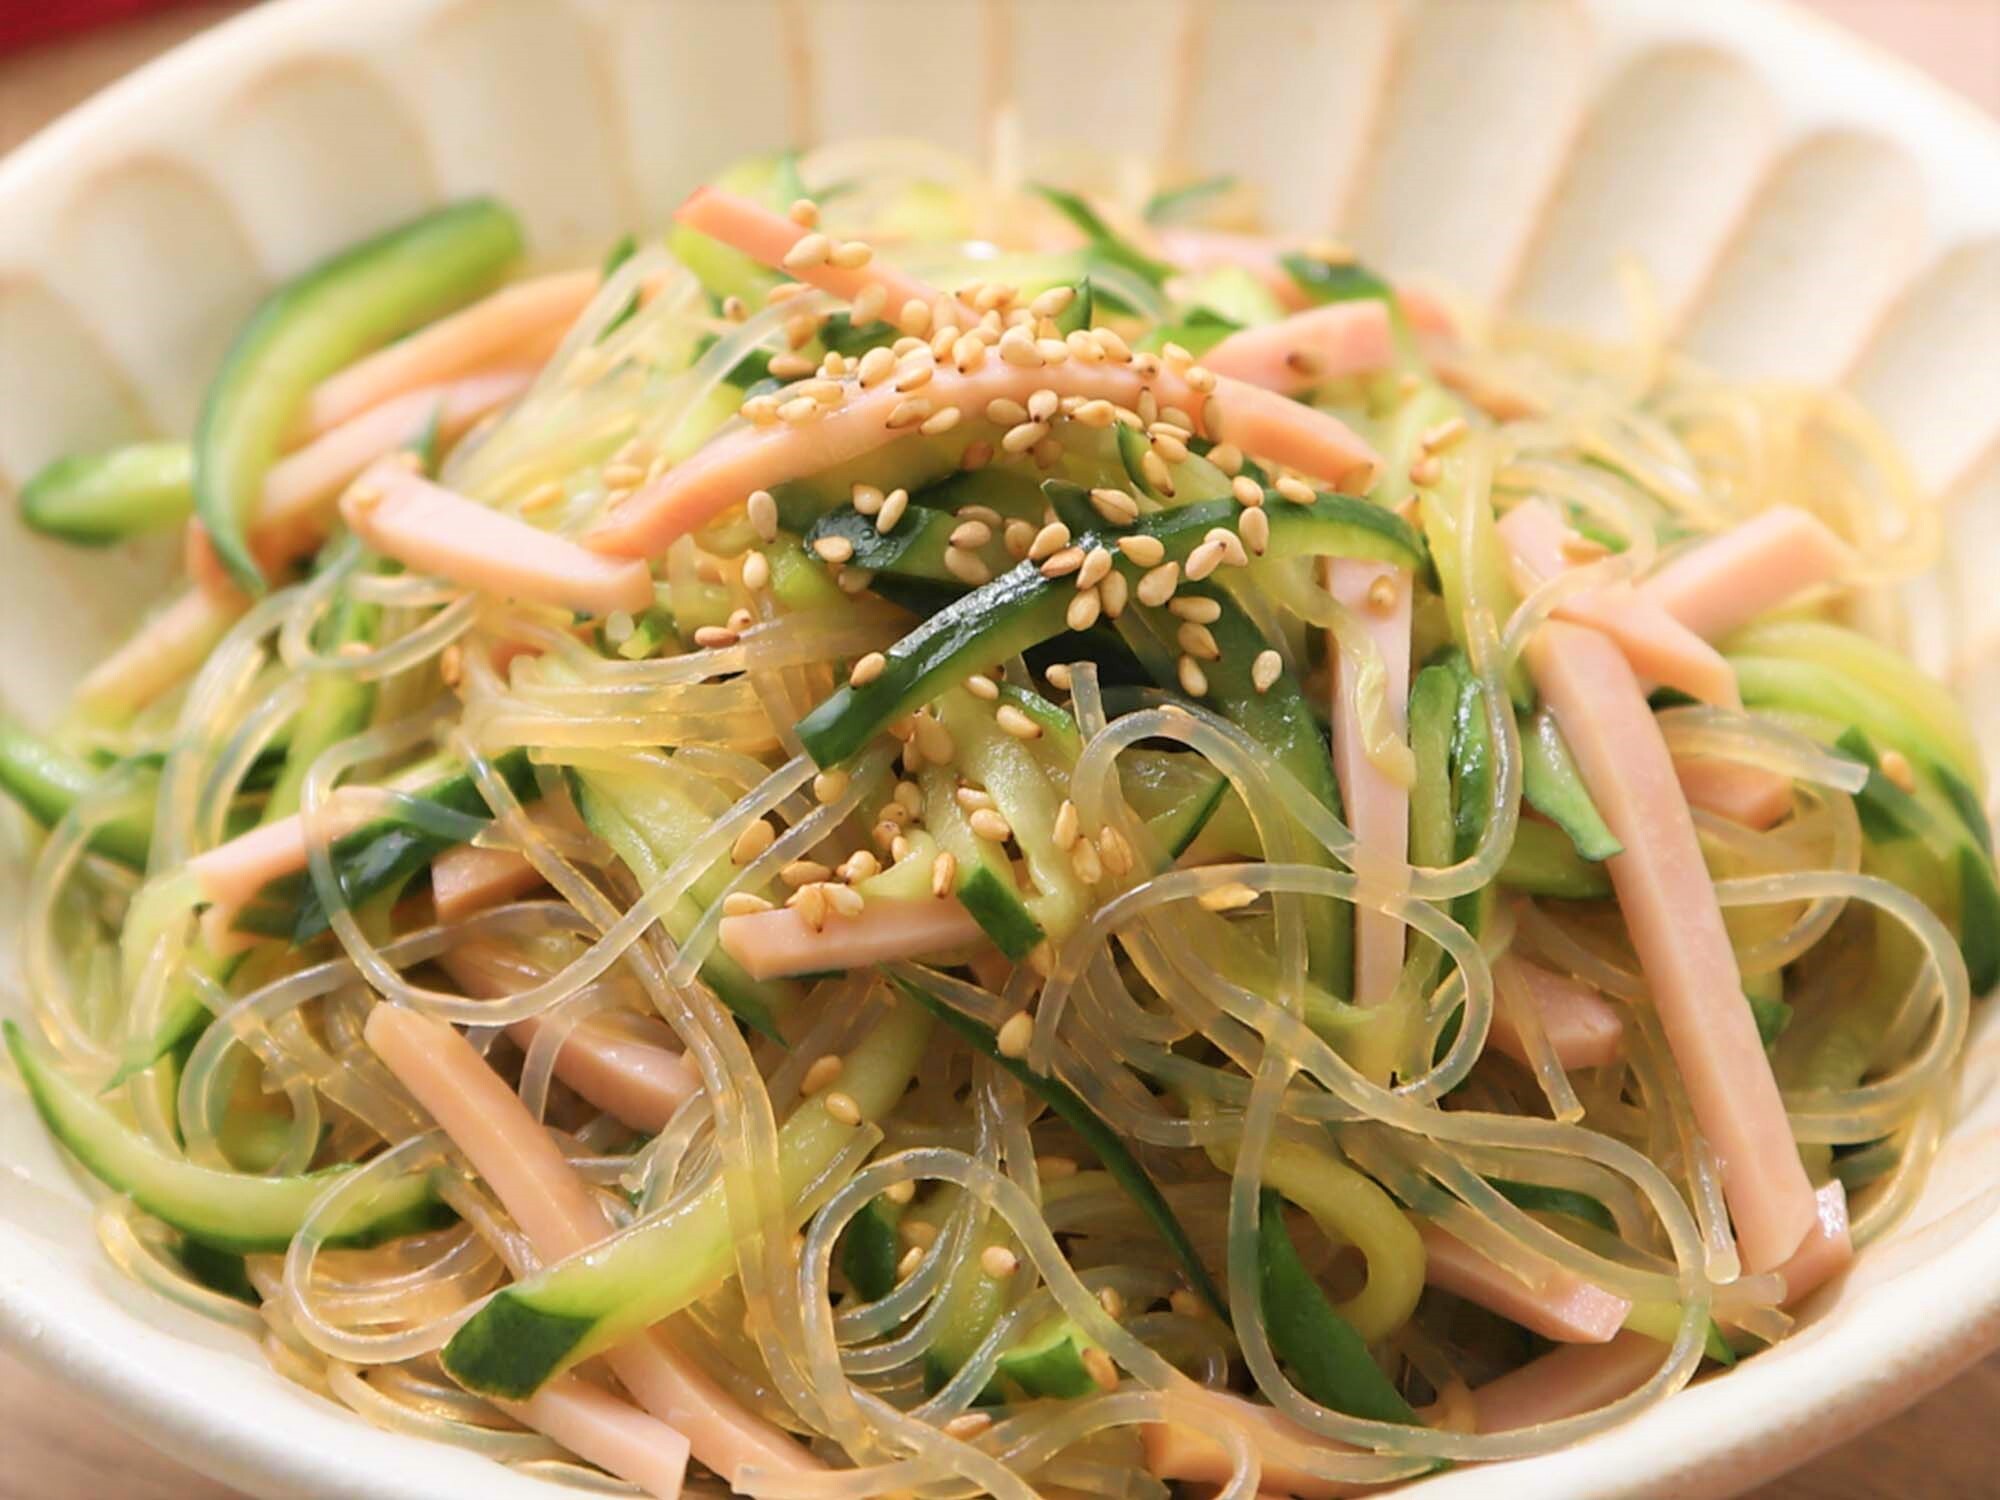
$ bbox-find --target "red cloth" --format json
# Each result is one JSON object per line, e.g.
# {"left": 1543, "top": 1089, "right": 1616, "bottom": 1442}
{"left": 0, "top": 0, "right": 210, "bottom": 55}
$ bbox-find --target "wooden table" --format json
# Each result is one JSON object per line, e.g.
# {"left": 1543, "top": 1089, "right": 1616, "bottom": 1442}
{"left": 2, "top": 4, "right": 1997, "bottom": 1498}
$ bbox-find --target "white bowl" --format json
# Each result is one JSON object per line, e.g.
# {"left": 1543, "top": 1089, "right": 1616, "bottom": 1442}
{"left": 2, "top": 2, "right": 1997, "bottom": 1496}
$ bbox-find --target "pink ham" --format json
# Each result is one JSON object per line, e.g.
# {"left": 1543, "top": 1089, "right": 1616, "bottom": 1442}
{"left": 1418, "top": 1223, "right": 1631, "bottom": 1343}
{"left": 301, "top": 270, "right": 597, "bottom": 440}
{"left": 431, "top": 842, "right": 546, "bottom": 923}
{"left": 1469, "top": 1331, "right": 1663, "bottom": 1433}
{"left": 1487, "top": 955, "right": 1625, "bottom": 1071}
{"left": 189, "top": 785, "right": 387, "bottom": 937}
{"left": 675, "top": 186, "right": 970, "bottom": 332}
{"left": 255, "top": 368, "right": 533, "bottom": 567}
{"left": 1774, "top": 1181, "right": 1852, "bottom": 1306}
{"left": 75, "top": 588, "right": 246, "bottom": 721}
{"left": 718, "top": 896, "right": 987, "bottom": 981}
{"left": 1676, "top": 755, "right": 1795, "bottom": 830}
{"left": 437, "top": 941, "right": 697, "bottom": 1135}
{"left": 341, "top": 459, "right": 653, "bottom": 616}
{"left": 1153, "top": 228, "right": 1457, "bottom": 339}
{"left": 1202, "top": 302, "right": 1395, "bottom": 395}
{"left": 1324, "top": 560, "right": 1411, "bottom": 1006}
{"left": 1498, "top": 500, "right": 1738, "bottom": 708}
{"left": 505, "top": 1375, "right": 691, "bottom": 1500}
{"left": 585, "top": 354, "right": 1379, "bottom": 560}
{"left": 364, "top": 1005, "right": 819, "bottom": 1485}
{"left": 1640, "top": 507, "right": 1854, "bottom": 643}
{"left": 1142, "top": 1396, "right": 1365, "bottom": 1500}
{"left": 1528, "top": 620, "right": 1817, "bottom": 1272}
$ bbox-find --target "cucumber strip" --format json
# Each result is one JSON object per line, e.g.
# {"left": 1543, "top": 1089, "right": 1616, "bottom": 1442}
{"left": 1057, "top": 483, "right": 1428, "bottom": 577}
{"left": 803, "top": 504, "right": 1009, "bottom": 585}
{"left": 797, "top": 555, "right": 1083, "bottom": 767}
{"left": 19, "top": 442, "right": 193, "bottom": 545}
{"left": 838, "top": 1196, "right": 903, "bottom": 1302}
{"left": 195, "top": 198, "right": 522, "bottom": 592}
{"left": 1519, "top": 707, "right": 1622, "bottom": 862}
{"left": 1487, "top": 1177, "right": 1615, "bottom": 1233}
{"left": 995, "top": 1316, "right": 1103, "bottom": 1398}
{"left": 922, "top": 1211, "right": 1017, "bottom": 1394}
{"left": 0, "top": 717, "right": 154, "bottom": 868}
{"left": 1121, "top": 751, "right": 1230, "bottom": 859}
{"left": 1135, "top": 306, "right": 1241, "bottom": 358}
{"left": 442, "top": 1000, "right": 933, "bottom": 1398}
{"left": 1143, "top": 175, "right": 1238, "bottom": 225}
{"left": 667, "top": 153, "right": 798, "bottom": 305}
{"left": 896, "top": 976, "right": 1228, "bottom": 1320}
{"left": 1257, "top": 1190, "right": 1418, "bottom": 1425}
{"left": 5, "top": 1020, "right": 446, "bottom": 1253}
{"left": 1501, "top": 820, "right": 1612, "bottom": 899}
{"left": 919, "top": 762, "right": 1043, "bottom": 960}
{"left": 1029, "top": 184, "right": 1171, "bottom": 289}
{"left": 1280, "top": 254, "right": 1396, "bottom": 309}
{"left": 1442, "top": 652, "right": 1497, "bottom": 945}
{"left": 569, "top": 765, "right": 798, "bottom": 1040}
{"left": 233, "top": 750, "right": 541, "bottom": 944}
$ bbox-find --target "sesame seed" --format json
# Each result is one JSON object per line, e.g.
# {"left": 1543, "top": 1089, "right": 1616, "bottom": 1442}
{"left": 943, "top": 1410, "right": 993, "bottom": 1440}
{"left": 1082, "top": 1347, "right": 1119, "bottom": 1392}
{"left": 1067, "top": 332, "right": 1107, "bottom": 367}
{"left": 782, "top": 232, "right": 831, "bottom": 271}
{"left": 1184, "top": 540, "right": 1225, "bottom": 581}
{"left": 1099, "top": 1286, "right": 1126, "bottom": 1320}
{"left": 850, "top": 651, "right": 887, "bottom": 686}
{"left": 722, "top": 295, "right": 748, "bottom": 322}
{"left": 1094, "top": 328, "right": 1132, "bottom": 362}
{"left": 740, "top": 394, "right": 780, "bottom": 427}
{"left": 894, "top": 780, "right": 924, "bottom": 815}
{"left": 1206, "top": 527, "right": 1250, "bottom": 567}
{"left": 896, "top": 1245, "right": 924, "bottom": 1279}
{"left": 1879, "top": 748, "right": 1917, "bottom": 792}
{"left": 601, "top": 461, "right": 647, "bottom": 487}
{"left": 919, "top": 405, "right": 962, "bottom": 436}
{"left": 813, "top": 535, "right": 855, "bottom": 564}
{"left": 439, "top": 644, "right": 463, "bottom": 687}
{"left": 1077, "top": 546, "right": 1114, "bottom": 590}
{"left": 722, "top": 892, "right": 773, "bottom": 916}
{"left": 788, "top": 197, "right": 819, "bottom": 227}
{"left": 1275, "top": 476, "right": 1316, "bottom": 505}
{"left": 969, "top": 807, "right": 1013, "bottom": 843}
{"left": 1161, "top": 341, "right": 1194, "bottom": 370}
{"left": 886, "top": 397, "right": 932, "bottom": 430}
{"left": 1169, "top": 1289, "right": 1206, "bottom": 1318}
{"left": 1199, "top": 881, "right": 1258, "bottom": 912}
{"left": 958, "top": 504, "right": 1003, "bottom": 526}
{"left": 952, "top": 333, "right": 988, "bottom": 373}
{"left": 857, "top": 346, "right": 896, "bottom": 387}
{"left": 1178, "top": 654, "right": 1210, "bottom": 696}
{"left": 1207, "top": 442, "right": 1244, "bottom": 475}
{"left": 914, "top": 714, "right": 955, "bottom": 764}
{"left": 1139, "top": 448, "right": 1176, "bottom": 497}
{"left": 950, "top": 520, "right": 993, "bottom": 550}
{"left": 966, "top": 673, "right": 1000, "bottom": 700}
{"left": 1114, "top": 535, "right": 1163, "bottom": 568}
{"left": 823, "top": 1090, "right": 862, "bottom": 1126}
{"left": 899, "top": 299, "right": 932, "bottom": 335}
{"left": 944, "top": 548, "right": 991, "bottom": 585}
{"left": 825, "top": 882, "right": 865, "bottom": 918}
{"left": 829, "top": 240, "right": 874, "bottom": 269}
{"left": 1029, "top": 522, "right": 1071, "bottom": 562}
{"left": 1027, "top": 388, "right": 1060, "bottom": 421}
{"left": 1559, "top": 532, "right": 1609, "bottom": 563}
{"left": 1366, "top": 575, "right": 1400, "bottom": 613}
{"left": 520, "top": 479, "right": 565, "bottom": 514}
{"left": 894, "top": 358, "right": 935, "bottom": 391}
{"left": 996, "top": 1011, "right": 1034, "bottom": 1060}
{"left": 1070, "top": 837, "right": 1104, "bottom": 883}
{"left": 766, "top": 281, "right": 810, "bottom": 304}
{"left": 987, "top": 397, "right": 1028, "bottom": 427}
{"left": 872, "top": 820, "right": 901, "bottom": 849}
{"left": 1100, "top": 569, "right": 1129, "bottom": 618}
{"left": 1240, "top": 506, "right": 1271, "bottom": 556}
{"left": 1421, "top": 416, "right": 1468, "bottom": 452}
{"left": 930, "top": 850, "right": 957, "bottom": 898}
{"left": 1409, "top": 454, "right": 1442, "bottom": 487}
{"left": 780, "top": 396, "right": 821, "bottom": 425}
{"left": 1131, "top": 353, "right": 1162, "bottom": 382}
{"left": 852, "top": 282, "right": 888, "bottom": 323}
{"left": 1252, "top": 649, "right": 1283, "bottom": 694}
{"left": 767, "top": 352, "right": 815, "bottom": 381}
{"left": 1090, "top": 487, "right": 1139, "bottom": 525}
{"left": 1071, "top": 398, "right": 1116, "bottom": 428}
{"left": 800, "top": 1054, "right": 843, "bottom": 1094}
{"left": 1067, "top": 588, "right": 1102, "bottom": 631}
{"left": 1169, "top": 595, "right": 1221, "bottom": 624}
{"left": 693, "top": 624, "right": 739, "bottom": 649}
{"left": 813, "top": 769, "right": 849, "bottom": 805}
{"left": 955, "top": 785, "right": 995, "bottom": 811}
{"left": 1030, "top": 285, "right": 1075, "bottom": 319}
{"left": 789, "top": 882, "right": 829, "bottom": 931}
{"left": 875, "top": 488, "right": 909, "bottom": 534}
{"left": 839, "top": 850, "right": 880, "bottom": 882}
{"left": 785, "top": 312, "right": 822, "bottom": 350}
{"left": 742, "top": 551, "right": 771, "bottom": 591}
{"left": 852, "top": 482, "right": 885, "bottom": 516}
{"left": 1053, "top": 799, "right": 1080, "bottom": 850}
{"left": 996, "top": 704, "right": 1042, "bottom": 740}
{"left": 884, "top": 1178, "right": 916, "bottom": 1205}
{"left": 1152, "top": 431, "right": 1190, "bottom": 464}
{"left": 998, "top": 333, "right": 1044, "bottom": 368}
{"left": 781, "top": 859, "right": 831, "bottom": 888}
{"left": 1040, "top": 545, "right": 1085, "bottom": 579}
{"left": 1045, "top": 663, "right": 1074, "bottom": 691}
{"left": 1231, "top": 474, "right": 1265, "bottom": 507}
{"left": 1137, "top": 561, "right": 1180, "bottom": 607}
{"left": 1002, "top": 420, "right": 1049, "bottom": 454}
{"left": 1178, "top": 621, "right": 1221, "bottom": 660}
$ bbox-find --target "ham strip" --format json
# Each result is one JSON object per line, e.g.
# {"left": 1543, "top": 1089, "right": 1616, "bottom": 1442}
{"left": 1418, "top": 1223, "right": 1631, "bottom": 1343}
{"left": 1468, "top": 1330, "right": 1662, "bottom": 1433}
{"left": 1324, "top": 560, "right": 1411, "bottom": 1006}
{"left": 1487, "top": 955, "right": 1625, "bottom": 1071}
{"left": 1640, "top": 507, "right": 1853, "bottom": 643}
{"left": 1676, "top": 755, "right": 1794, "bottom": 830}
{"left": 1527, "top": 620, "right": 1817, "bottom": 1271}
{"left": 189, "top": 786, "right": 389, "bottom": 912}
{"left": 503, "top": 1375, "right": 691, "bottom": 1500}
{"left": 585, "top": 353, "right": 1379, "bottom": 560}
{"left": 256, "top": 368, "right": 533, "bottom": 566}
{"left": 1142, "top": 1396, "right": 1366, "bottom": 1500}
{"left": 342, "top": 459, "right": 653, "bottom": 616}
{"left": 75, "top": 588, "right": 245, "bottom": 721}
{"left": 674, "top": 186, "right": 971, "bottom": 332}
{"left": 437, "top": 941, "right": 697, "bottom": 1135}
{"left": 300, "top": 269, "right": 597, "bottom": 439}
{"left": 364, "top": 1005, "right": 820, "bottom": 1485}
{"left": 718, "top": 896, "right": 987, "bottom": 981}
{"left": 431, "top": 842, "right": 546, "bottom": 923}
{"left": 1773, "top": 1180, "right": 1852, "bottom": 1306}
{"left": 1498, "top": 500, "right": 1738, "bottom": 708}
{"left": 1202, "top": 301, "right": 1395, "bottom": 395}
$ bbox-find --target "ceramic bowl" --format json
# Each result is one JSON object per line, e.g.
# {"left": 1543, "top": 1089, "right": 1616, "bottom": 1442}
{"left": 2, "top": 2, "right": 1997, "bottom": 1496}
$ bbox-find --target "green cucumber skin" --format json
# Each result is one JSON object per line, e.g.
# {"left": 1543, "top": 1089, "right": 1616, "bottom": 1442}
{"left": 195, "top": 198, "right": 522, "bottom": 592}
{"left": 839, "top": 1198, "right": 903, "bottom": 1302}
{"left": 6, "top": 1019, "right": 446, "bottom": 1253}
{"left": 995, "top": 1321, "right": 1099, "bottom": 1398}
{"left": 1500, "top": 819, "right": 1612, "bottom": 899}
{"left": 0, "top": 717, "right": 154, "bottom": 868}
{"left": 956, "top": 865, "right": 1045, "bottom": 960}
{"left": 1519, "top": 708, "right": 1622, "bottom": 862}
{"left": 19, "top": 443, "right": 193, "bottom": 545}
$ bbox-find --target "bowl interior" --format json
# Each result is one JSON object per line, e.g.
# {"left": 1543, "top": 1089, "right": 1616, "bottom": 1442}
{"left": 2, "top": 2, "right": 1998, "bottom": 1498}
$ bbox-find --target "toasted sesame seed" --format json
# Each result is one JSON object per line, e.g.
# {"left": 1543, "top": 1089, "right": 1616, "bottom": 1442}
{"left": 884, "top": 1178, "right": 916, "bottom": 1205}
{"left": 742, "top": 550, "right": 771, "bottom": 591}
{"left": 954, "top": 785, "right": 995, "bottom": 812}
{"left": 1076, "top": 546, "right": 1115, "bottom": 590}
{"left": 1137, "top": 561, "right": 1181, "bottom": 606}
{"left": 943, "top": 1410, "right": 993, "bottom": 1440}
{"left": 1030, "top": 285, "right": 1076, "bottom": 319}
{"left": 944, "top": 548, "right": 991, "bottom": 585}
{"left": 1880, "top": 748, "right": 1917, "bottom": 792}
{"left": 1067, "top": 588, "right": 1102, "bottom": 631}
{"left": 782, "top": 232, "right": 831, "bottom": 270}
{"left": 1231, "top": 474, "right": 1266, "bottom": 507}
{"left": 789, "top": 882, "right": 829, "bottom": 931}
{"left": 851, "top": 482, "right": 885, "bottom": 516}
{"left": 1098, "top": 1286, "right": 1126, "bottom": 1320}
{"left": 601, "top": 461, "right": 647, "bottom": 488}
{"left": 1178, "top": 621, "right": 1221, "bottom": 660}
{"left": 825, "top": 882, "right": 865, "bottom": 917}
{"left": 975, "top": 1241, "right": 1020, "bottom": 1279}
{"left": 1366, "top": 576, "right": 1400, "bottom": 614}
{"left": 996, "top": 704, "right": 1042, "bottom": 740}
{"left": 740, "top": 394, "right": 780, "bottom": 427}
{"left": 1081, "top": 1347, "right": 1120, "bottom": 1391}
{"left": 813, "top": 769, "right": 850, "bottom": 806}
{"left": 919, "top": 405, "right": 962, "bottom": 436}
{"left": 1275, "top": 476, "right": 1316, "bottom": 505}
{"left": 952, "top": 334, "right": 988, "bottom": 373}
{"left": 839, "top": 849, "right": 880, "bottom": 882}
{"left": 850, "top": 651, "right": 887, "bottom": 687}
{"left": 767, "top": 352, "right": 815, "bottom": 381}
{"left": 1089, "top": 488, "right": 1139, "bottom": 526}
{"left": 1067, "top": 334, "right": 1107, "bottom": 368}
{"left": 785, "top": 312, "right": 822, "bottom": 350}
{"left": 890, "top": 827, "right": 914, "bottom": 857}
{"left": 1100, "top": 569, "right": 1129, "bottom": 618}
{"left": 896, "top": 1244, "right": 925, "bottom": 1279}
{"left": 983, "top": 398, "right": 1027, "bottom": 430}
{"left": 857, "top": 346, "right": 896, "bottom": 388}
{"left": 781, "top": 859, "right": 831, "bottom": 888}
{"left": 1029, "top": 522, "right": 1071, "bottom": 562}
{"left": 766, "top": 281, "right": 809, "bottom": 305}
{"left": 1170, "top": 595, "right": 1222, "bottom": 624}
{"left": 1034, "top": 337, "right": 1071, "bottom": 364}
{"left": 1240, "top": 506, "right": 1271, "bottom": 556}
{"left": 930, "top": 849, "right": 958, "bottom": 898}
{"left": 1027, "top": 388, "right": 1060, "bottom": 422}
{"left": 439, "top": 644, "right": 463, "bottom": 687}
{"left": 950, "top": 520, "right": 993, "bottom": 550}
{"left": 995, "top": 1010, "right": 1034, "bottom": 1060}
{"left": 1039, "top": 545, "right": 1085, "bottom": 579}
{"left": 801, "top": 1054, "right": 843, "bottom": 1094}
{"left": 966, "top": 673, "right": 1000, "bottom": 700}
{"left": 1070, "top": 837, "right": 1104, "bottom": 883}
{"left": 886, "top": 397, "right": 932, "bottom": 430}
{"left": 1178, "top": 654, "right": 1210, "bottom": 697}
{"left": 998, "top": 333, "right": 1044, "bottom": 368}
{"left": 872, "top": 820, "right": 901, "bottom": 849}
{"left": 1409, "top": 454, "right": 1442, "bottom": 487}
{"left": 899, "top": 299, "right": 932, "bottom": 335}
{"left": 852, "top": 282, "right": 888, "bottom": 323}
{"left": 914, "top": 714, "right": 955, "bottom": 764}
{"left": 1200, "top": 881, "right": 1258, "bottom": 912}
{"left": 1112, "top": 536, "right": 1162, "bottom": 570}
{"left": 1094, "top": 327, "right": 1132, "bottom": 362}
{"left": 829, "top": 240, "right": 874, "bottom": 269}
{"left": 520, "top": 479, "right": 565, "bottom": 514}
{"left": 721, "top": 295, "right": 748, "bottom": 322}
{"left": 1421, "top": 416, "right": 1469, "bottom": 452}
{"left": 1131, "top": 353, "right": 1162, "bottom": 383}
{"left": 1252, "top": 649, "right": 1283, "bottom": 694}
{"left": 1206, "top": 527, "right": 1250, "bottom": 567}
{"left": 693, "top": 624, "right": 739, "bottom": 649}
{"left": 1184, "top": 540, "right": 1225, "bottom": 582}
{"left": 969, "top": 807, "right": 1013, "bottom": 843}
{"left": 1050, "top": 801, "right": 1082, "bottom": 854}
{"left": 1207, "top": 442, "right": 1244, "bottom": 475}
{"left": 823, "top": 1090, "right": 862, "bottom": 1126}
{"left": 1044, "top": 663, "right": 1074, "bottom": 691}
{"left": 1002, "top": 419, "right": 1050, "bottom": 454}
{"left": 1169, "top": 1289, "right": 1206, "bottom": 1318}
{"left": 813, "top": 536, "right": 855, "bottom": 565}
{"left": 894, "top": 358, "right": 935, "bottom": 391}
{"left": 895, "top": 779, "right": 924, "bottom": 815}
{"left": 722, "top": 891, "right": 774, "bottom": 916}
{"left": 788, "top": 197, "right": 819, "bottom": 227}
{"left": 873, "top": 487, "right": 909, "bottom": 535}
{"left": 1140, "top": 448, "right": 1176, "bottom": 497}
{"left": 780, "top": 396, "right": 822, "bottom": 425}
{"left": 1152, "top": 432, "right": 1190, "bottom": 465}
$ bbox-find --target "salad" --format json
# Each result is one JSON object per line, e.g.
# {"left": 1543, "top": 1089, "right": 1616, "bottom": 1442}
{"left": 2, "top": 144, "right": 1987, "bottom": 1498}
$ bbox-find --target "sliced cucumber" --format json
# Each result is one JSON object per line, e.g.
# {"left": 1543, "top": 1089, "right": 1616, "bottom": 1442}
{"left": 803, "top": 504, "right": 1009, "bottom": 586}
{"left": 19, "top": 442, "right": 193, "bottom": 545}
{"left": 1520, "top": 707, "right": 1622, "bottom": 862}
{"left": 1120, "top": 750, "right": 1230, "bottom": 859}
{"left": 996, "top": 1315, "right": 1102, "bottom": 1398}
{"left": 0, "top": 716, "right": 154, "bottom": 868}
{"left": 920, "top": 761, "right": 1043, "bottom": 960}
{"left": 195, "top": 198, "right": 521, "bottom": 591}
{"left": 922, "top": 1211, "right": 1016, "bottom": 1395}
{"left": 838, "top": 1196, "right": 903, "bottom": 1302}
{"left": 1501, "top": 819, "right": 1612, "bottom": 899}
{"left": 5, "top": 1020, "right": 446, "bottom": 1253}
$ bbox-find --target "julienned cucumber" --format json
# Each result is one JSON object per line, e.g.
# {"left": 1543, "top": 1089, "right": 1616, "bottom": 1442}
{"left": 442, "top": 1001, "right": 934, "bottom": 1399}
{"left": 19, "top": 443, "right": 193, "bottom": 545}
{"left": 1501, "top": 819, "right": 1612, "bottom": 899}
{"left": 195, "top": 198, "right": 522, "bottom": 592}
{"left": 5, "top": 1020, "right": 447, "bottom": 1253}
{"left": 920, "top": 762, "right": 1043, "bottom": 960}
{"left": 1519, "top": 707, "right": 1622, "bottom": 862}
{"left": 0, "top": 717, "right": 154, "bottom": 868}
